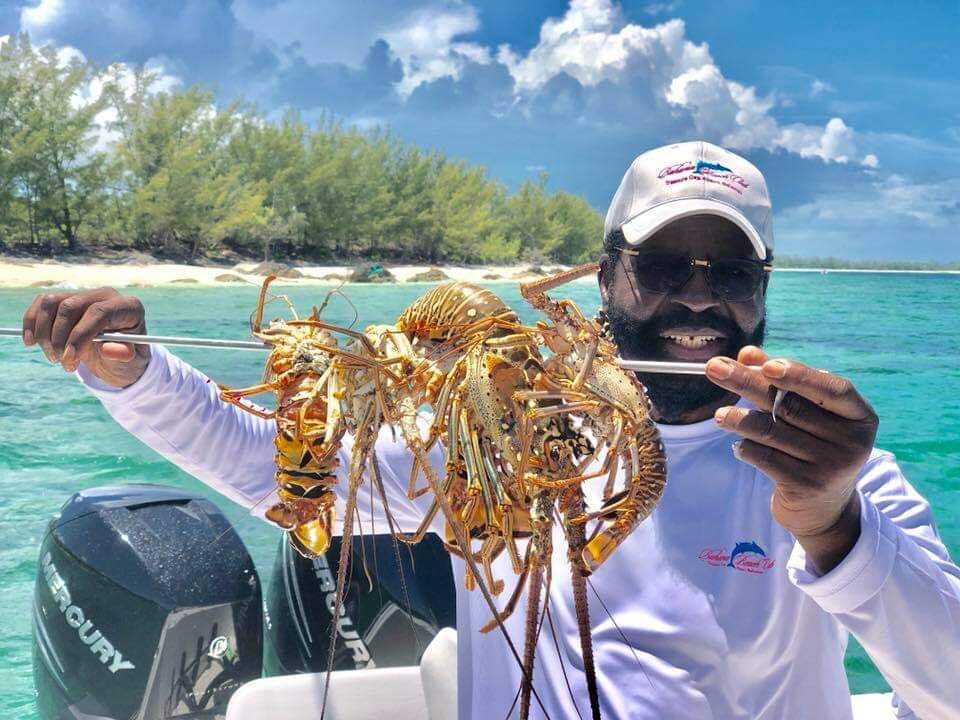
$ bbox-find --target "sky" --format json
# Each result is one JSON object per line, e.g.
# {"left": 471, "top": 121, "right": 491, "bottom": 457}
{"left": 3, "top": 0, "right": 958, "bottom": 260}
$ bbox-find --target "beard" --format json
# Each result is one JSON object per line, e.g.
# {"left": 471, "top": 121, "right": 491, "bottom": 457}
{"left": 605, "top": 302, "right": 766, "bottom": 423}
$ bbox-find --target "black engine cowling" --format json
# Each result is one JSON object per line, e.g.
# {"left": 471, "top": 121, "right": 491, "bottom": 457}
{"left": 32, "top": 484, "right": 262, "bottom": 720}
{"left": 263, "top": 532, "right": 456, "bottom": 675}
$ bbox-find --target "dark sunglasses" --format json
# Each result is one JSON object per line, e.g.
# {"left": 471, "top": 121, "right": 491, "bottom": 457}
{"left": 617, "top": 248, "right": 773, "bottom": 302}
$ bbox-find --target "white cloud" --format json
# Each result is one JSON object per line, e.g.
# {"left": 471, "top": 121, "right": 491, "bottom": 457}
{"left": 776, "top": 174, "right": 960, "bottom": 259}
{"left": 232, "top": 0, "right": 486, "bottom": 97}
{"left": 643, "top": 1, "right": 682, "bottom": 16}
{"left": 775, "top": 117, "right": 856, "bottom": 163}
{"left": 498, "top": 0, "right": 873, "bottom": 165}
{"left": 22, "top": 0, "right": 153, "bottom": 52}
{"left": 83, "top": 59, "right": 183, "bottom": 152}
{"left": 810, "top": 78, "right": 834, "bottom": 97}
{"left": 16, "top": 35, "right": 182, "bottom": 154}
{"left": 55, "top": 44, "right": 84, "bottom": 67}
{"left": 232, "top": 0, "right": 406, "bottom": 68}
{"left": 499, "top": 8, "right": 710, "bottom": 91}
{"left": 20, "top": 0, "right": 64, "bottom": 30}
{"left": 873, "top": 174, "right": 960, "bottom": 225}
{"left": 384, "top": 5, "right": 489, "bottom": 96}
{"left": 21, "top": 0, "right": 882, "bottom": 172}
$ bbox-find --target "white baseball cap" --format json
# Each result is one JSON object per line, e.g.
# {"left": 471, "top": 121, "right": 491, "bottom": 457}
{"left": 603, "top": 141, "right": 774, "bottom": 260}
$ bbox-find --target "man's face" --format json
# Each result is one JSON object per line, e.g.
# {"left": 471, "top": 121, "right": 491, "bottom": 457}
{"left": 599, "top": 214, "right": 767, "bottom": 423}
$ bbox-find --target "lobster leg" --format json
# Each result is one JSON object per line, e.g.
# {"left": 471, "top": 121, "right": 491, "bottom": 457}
{"left": 478, "top": 535, "right": 507, "bottom": 595}
{"left": 478, "top": 546, "right": 532, "bottom": 633}
{"left": 576, "top": 439, "right": 666, "bottom": 571}
{"left": 519, "top": 490, "right": 554, "bottom": 720}
{"left": 320, "top": 403, "right": 378, "bottom": 719}
{"left": 219, "top": 382, "right": 277, "bottom": 420}
{"left": 519, "top": 262, "right": 601, "bottom": 303}
{"left": 562, "top": 487, "right": 602, "bottom": 720}
{"left": 402, "top": 439, "right": 551, "bottom": 719}
{"left": 395, "top": 467, "right": 457, "bottom": 545}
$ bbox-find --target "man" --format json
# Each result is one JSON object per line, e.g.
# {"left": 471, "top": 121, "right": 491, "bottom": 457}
{"left": 22, "top": 141, "right": 960, "bottom": 719}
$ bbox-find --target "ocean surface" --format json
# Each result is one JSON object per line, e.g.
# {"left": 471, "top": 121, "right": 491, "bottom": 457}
{"left": 1, "top": 272, "right": 958, "bottom": 717}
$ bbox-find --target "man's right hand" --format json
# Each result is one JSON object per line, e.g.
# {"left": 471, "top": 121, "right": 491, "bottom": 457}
{"left": 22, "top": 288, "right": 150, "bottom": 388}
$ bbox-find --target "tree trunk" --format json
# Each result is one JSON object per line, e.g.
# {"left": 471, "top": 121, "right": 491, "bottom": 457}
{"left": 55, "top": 162, "right": 77, "bottom": 252}
{"left": 189, "top": 235, "right": 200, "bottom": 262}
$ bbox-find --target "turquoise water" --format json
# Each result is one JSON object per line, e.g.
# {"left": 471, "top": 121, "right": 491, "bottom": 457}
{"left": 1, "top": 273, "right": 958, "bottom": 716}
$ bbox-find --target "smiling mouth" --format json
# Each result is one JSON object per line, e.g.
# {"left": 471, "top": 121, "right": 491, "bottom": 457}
{"left": 659, "top": 331, "right": 727, "bottom": 349}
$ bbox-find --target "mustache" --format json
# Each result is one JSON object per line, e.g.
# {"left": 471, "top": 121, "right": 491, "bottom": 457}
{"left": 611, "top": 306, "right": 740, "bottom": 337}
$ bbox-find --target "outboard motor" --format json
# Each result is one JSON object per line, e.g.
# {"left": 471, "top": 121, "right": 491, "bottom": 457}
{"left": 32, "top": 484, "right": 262, "bottom": 720}
{"left": 264, "top": 532, "right": 456, "bottom": 674}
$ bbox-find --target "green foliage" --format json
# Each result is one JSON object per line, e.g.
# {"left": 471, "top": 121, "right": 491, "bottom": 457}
{"left": 775, "top": 256, "right": 960, "bottom": 271}
{"left": 0, "top": 34, "right": 109, "bottom": 252}
{"left": 0, "top": 33, "right": 604, "bottom": 264}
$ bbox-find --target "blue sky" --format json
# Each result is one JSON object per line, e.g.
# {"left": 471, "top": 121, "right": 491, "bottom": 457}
{"left": 4, "top": 0, "right": 958, "bottom": 260}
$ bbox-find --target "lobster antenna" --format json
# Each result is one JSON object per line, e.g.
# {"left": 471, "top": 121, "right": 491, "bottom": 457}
{"left": 545, "top": 600, "right": 586, "bottom": 720}
{"left": 587, "top": 576, "right": 655, "bottom": 690}
{"left": 502, "top": 563, "right": 555, "bottom": 720}
{"left": 204, "top": 483, "right": 279, "bottom": 551}
{"left": 368, "top": 452, "right": 425, "bottom": 660}
{"left": 315, "top": 282, "right": 360, "bottom": 329}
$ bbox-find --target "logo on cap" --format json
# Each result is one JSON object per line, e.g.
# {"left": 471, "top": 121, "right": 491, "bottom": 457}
{"left": 657, "top": 160, "right": 750, "bottom": 195}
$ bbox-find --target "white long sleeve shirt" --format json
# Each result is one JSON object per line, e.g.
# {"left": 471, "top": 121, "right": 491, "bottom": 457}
{"left": 77, "top": 346, "right": 960, "bottom": 720}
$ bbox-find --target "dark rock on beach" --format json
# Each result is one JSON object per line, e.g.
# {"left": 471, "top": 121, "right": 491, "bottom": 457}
{"left": 350, "top": 263, "right": 395, "bottom": 283}
{"left": 407, "top": 267, "right": 449, "bottom": 282}
{"left": 249, "top": 261, "right": 303, "bottom": 278}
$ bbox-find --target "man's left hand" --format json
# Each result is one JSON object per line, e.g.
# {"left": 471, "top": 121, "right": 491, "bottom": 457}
{"left": 705, "top": 346, "right": 879, "bottom": 574}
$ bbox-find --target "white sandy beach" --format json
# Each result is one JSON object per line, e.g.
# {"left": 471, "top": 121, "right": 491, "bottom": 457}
{"left": 3, "top": 257, "right": 958, "bottom": 289}
{"left": 0, "top": 257, "right": 579, "bottom": 289}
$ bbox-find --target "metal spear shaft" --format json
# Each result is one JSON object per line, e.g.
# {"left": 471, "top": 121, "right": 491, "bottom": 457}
{"left": 2, "top": 327, "right": 708, "bottom": 371}
{"left": 0, "top": 328, "right": 737, "bottom": 375}
{"left": 0, "top": 327, "right": 269, "bottom": 351}
{"left": 0, "top": 326, "right": 785, "bottom": 416}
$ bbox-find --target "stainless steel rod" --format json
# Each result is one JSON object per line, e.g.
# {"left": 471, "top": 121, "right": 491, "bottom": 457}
{"left": 4, "top": 326, "right": 785, "bottom": 417}
{"left": 616, "top": 359, "right": 708, "bottom": 375}
{"left": 0, "top": 327, "right": 269, "bottom": 351}
{"left": 1, "top": 327, "right": 752, "bottom": 375}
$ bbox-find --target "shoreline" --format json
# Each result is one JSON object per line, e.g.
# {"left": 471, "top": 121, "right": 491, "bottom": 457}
{"left": 773, "top": 267, "right": 960, "bottom": 275}
{"left": 0, "top": 258, "right": 579, "bottom": 289}
{"left": 1, "top": 257, "right": 958, "bottom": 289}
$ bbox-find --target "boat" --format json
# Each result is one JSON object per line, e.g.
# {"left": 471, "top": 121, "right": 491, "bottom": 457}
{"left": 30, "top": 484, "right": 895, "bottom": 719}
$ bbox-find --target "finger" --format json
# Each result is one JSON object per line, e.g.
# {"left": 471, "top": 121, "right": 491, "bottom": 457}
{"left": 761, "top": 359, "right": 873, "bottom": 421}
{"left": 65, "top": 297, "right": 145, "bottom": 371}
{"left": 706, "top": 357, "right": 847, "bottom": 441}
{"left": 50, "top": 289, "right": 118, "bottom": 362}
{"left": 705, "top": 357, "right": 775, "bottom": 409}
{"left": 21, "top": 293, "right": 47, "bottom": 346}
{"left": 733, "top": 438, "right": 812, "bottom": 488}
{"left": 737, "top": 345, "right": 768, "bottom": 366}
{"left": 768, "top": 389, "right": 851, "bottom": 442}
{"left": 32, "top": 293, "right": 72, "bottom": 362}
{"left": 99, "top": 341, "right": 136, "bottom": 361}
{"left": 715, "top": 406, "right": 828, "bottom": 462}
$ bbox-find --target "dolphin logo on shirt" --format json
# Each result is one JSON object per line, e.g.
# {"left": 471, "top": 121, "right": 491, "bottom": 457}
{"left": 727, "top": 541, "right": 766, "bottom": 568}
